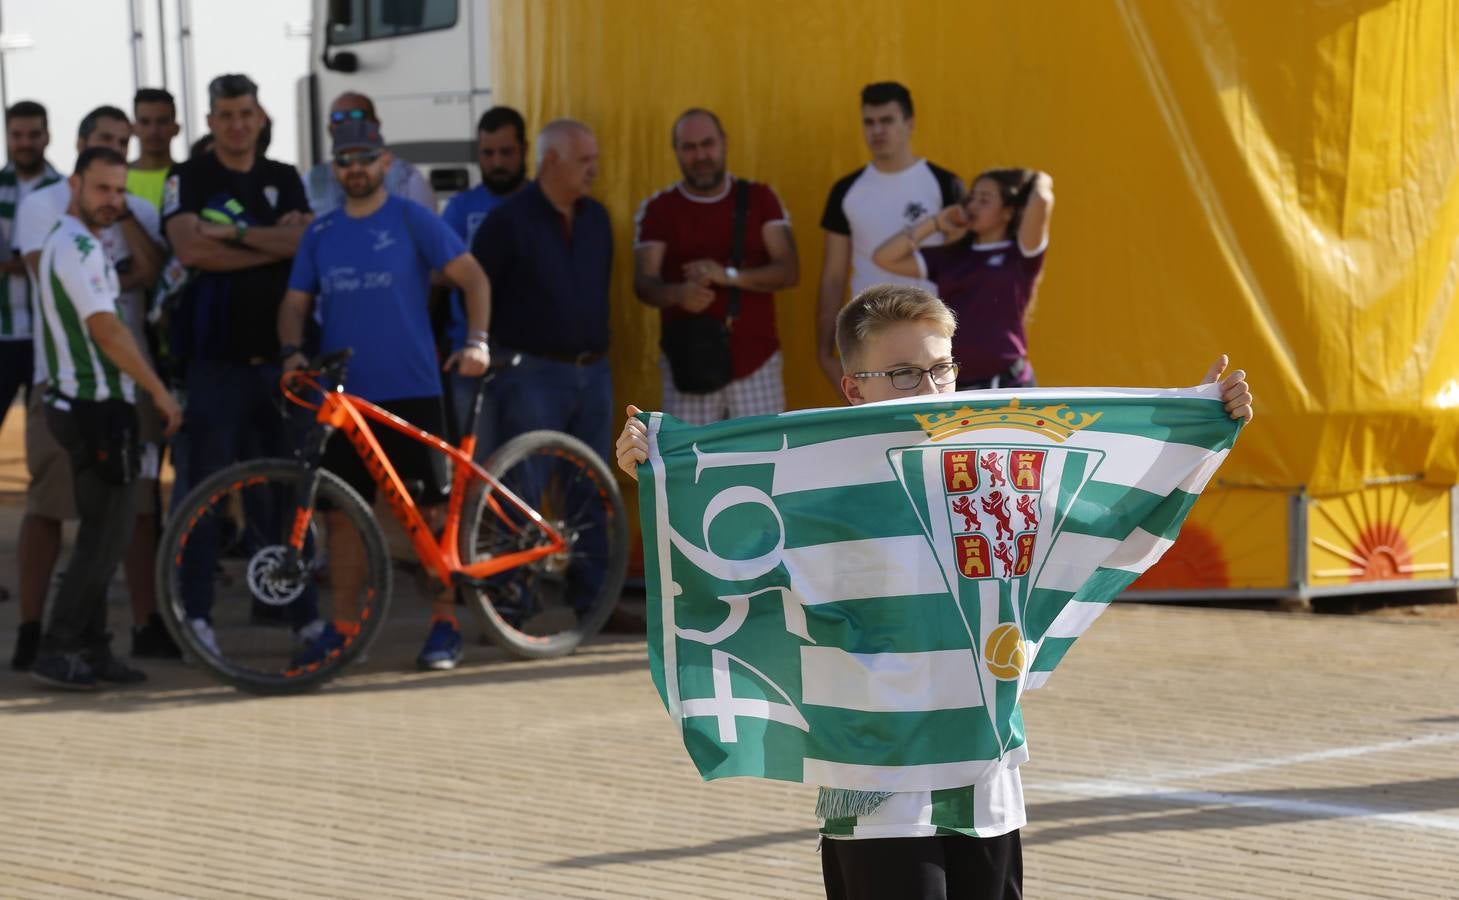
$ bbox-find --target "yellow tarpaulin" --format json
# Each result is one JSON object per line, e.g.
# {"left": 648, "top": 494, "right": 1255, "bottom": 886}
{"left": 492, "top": 0, "right": 1459, "bottom": 503}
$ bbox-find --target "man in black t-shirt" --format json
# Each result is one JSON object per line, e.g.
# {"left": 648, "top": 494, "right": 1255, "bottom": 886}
{"left": 161, "top": 74, "right": 311, "bottom": 647}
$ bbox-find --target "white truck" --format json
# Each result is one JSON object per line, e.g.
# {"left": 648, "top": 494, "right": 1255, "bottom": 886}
{"left": 298, "top": 0, "right": 495, "bottom": 199}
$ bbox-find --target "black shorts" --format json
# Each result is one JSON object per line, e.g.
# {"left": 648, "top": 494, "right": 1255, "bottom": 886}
{"left": 821, "top": 831, "right": 1023, "bottom": 900}
{"left": 322, "top": 395, "right": 450, "bottom": 506}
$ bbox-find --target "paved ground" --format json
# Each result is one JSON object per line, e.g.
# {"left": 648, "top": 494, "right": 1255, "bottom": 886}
{"left": 1, "top": 415, "right": 1457, "bottom": 898}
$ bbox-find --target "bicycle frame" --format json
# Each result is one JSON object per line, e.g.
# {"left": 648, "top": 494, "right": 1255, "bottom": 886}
{"left": 281, "top": 368, "right": 566, "bottom": 587}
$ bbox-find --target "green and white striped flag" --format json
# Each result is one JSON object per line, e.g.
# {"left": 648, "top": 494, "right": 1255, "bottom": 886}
{"left": 638, "top": 386, "right": 1241, "bottom": 793}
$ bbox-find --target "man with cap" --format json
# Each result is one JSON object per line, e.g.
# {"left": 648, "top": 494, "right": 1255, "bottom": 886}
{"left": 304, "top": 91, "right": 435, "bottom": 216}
{"left": 279, "top": 119, "right": 493, "bottom": 671}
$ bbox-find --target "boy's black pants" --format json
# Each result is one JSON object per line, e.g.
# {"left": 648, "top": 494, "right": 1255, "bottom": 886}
{"left": 821, "top": 831, "right": 1022, "bottom": 900}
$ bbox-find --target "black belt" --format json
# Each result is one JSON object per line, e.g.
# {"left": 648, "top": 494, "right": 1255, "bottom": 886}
{"left": 517, "top": 348, "right": 605, "bottom": 366}
{"left": 958, "top": 358, "right": 1029, "bottom": 391}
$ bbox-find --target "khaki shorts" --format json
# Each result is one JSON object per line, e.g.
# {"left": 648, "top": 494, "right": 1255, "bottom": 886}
{"left": 25, "top": 385, "right": 161, "bottom": 520}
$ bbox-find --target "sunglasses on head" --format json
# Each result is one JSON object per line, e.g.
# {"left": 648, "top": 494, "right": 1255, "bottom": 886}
{"left": 333, "top": 150, "right": 383, "bottom": 168}
{"left": 329, "top": 108, "right": 370, "bottom": 124}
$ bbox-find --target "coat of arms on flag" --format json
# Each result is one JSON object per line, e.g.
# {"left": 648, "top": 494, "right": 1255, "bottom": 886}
{"left": 637, "top": 387, "right": 1241, "bottom": 794}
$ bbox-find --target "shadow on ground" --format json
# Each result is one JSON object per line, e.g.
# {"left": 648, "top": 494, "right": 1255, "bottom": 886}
{"left": 1024, "top": 776, "right": 1459, "bottom": 844}
{"left": 0, "top": 629, "right": 649, "bottom": 714}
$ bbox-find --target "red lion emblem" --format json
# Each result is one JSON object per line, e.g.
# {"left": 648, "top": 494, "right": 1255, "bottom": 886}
{"left": 951, "top": 496, "right": 982, "bottom": 532}
{"left": 993, "top": 541, "right": 1015, "bottom": 578}
{"left": 1016, "top": 495, "right": 1039, "bottom": 530}
{"left": 979, "top": 452, "right": 1007, "bottom": 488}
{"left": 981, "top": 491, "right": 1014, "bottom": 540}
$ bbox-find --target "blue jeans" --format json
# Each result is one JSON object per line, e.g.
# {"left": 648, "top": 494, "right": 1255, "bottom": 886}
{"left": 489, "top": 355, "right": 613, "bottom": 463}
{"left": 484, "top": 354, "right": 613, "bottom": 616}
{"left": 176, "top": 359, "right": 311, "bottom": 625}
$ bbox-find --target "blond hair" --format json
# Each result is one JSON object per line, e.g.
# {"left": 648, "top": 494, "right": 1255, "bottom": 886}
{"left": 835, "top": 284, "right": 957, "bottom": 371}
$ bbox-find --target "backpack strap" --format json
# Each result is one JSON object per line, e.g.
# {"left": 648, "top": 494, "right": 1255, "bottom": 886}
{"left": 725, "top": 179, "right": 751, "bottom": 328}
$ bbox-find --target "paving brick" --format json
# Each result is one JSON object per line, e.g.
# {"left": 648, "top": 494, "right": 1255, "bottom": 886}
{"left": 1, "top": 411, "right": 1457, "bottom": 897}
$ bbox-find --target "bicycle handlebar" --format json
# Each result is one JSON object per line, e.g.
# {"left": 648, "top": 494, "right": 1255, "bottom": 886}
{"left": 280, "top": 346, "right": 523, "bottom": 414}
{"left": 313, "top": 347, "right": 354, "bottom": 379}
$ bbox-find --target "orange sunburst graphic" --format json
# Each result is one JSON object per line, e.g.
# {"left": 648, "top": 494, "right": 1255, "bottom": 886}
{"left": 1347, "top": 523, "right": 1412, "bottom": 582}
{"left": 1132, "top": 523, "right": 1230, "bottom": 590}
{"left": 1308, "top": 483, "right": 1452, "bottom": 585}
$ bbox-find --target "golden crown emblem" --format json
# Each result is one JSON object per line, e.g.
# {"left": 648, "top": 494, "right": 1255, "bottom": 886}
{"left": 914, "top": 398, "right": 1102, "bottom": 443}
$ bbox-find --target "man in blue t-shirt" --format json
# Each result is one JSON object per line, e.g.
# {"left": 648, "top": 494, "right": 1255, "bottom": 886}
{"left": 439, "top": 105, "right": 528, "bottom": 451}
{"left": 280, "top": 119, "right": 492, "bottom": 671}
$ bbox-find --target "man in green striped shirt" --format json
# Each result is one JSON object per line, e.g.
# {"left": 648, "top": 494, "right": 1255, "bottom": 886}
{"left": 28, "top": 147, "right": 181, "bottom": 691}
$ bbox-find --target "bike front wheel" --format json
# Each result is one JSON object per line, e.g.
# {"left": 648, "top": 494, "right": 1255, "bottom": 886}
{"left": 156, "top": 458, "right": 392, "bottom": 694}
{"left": 459, "top": 430, "right": 628, "bottom": 659}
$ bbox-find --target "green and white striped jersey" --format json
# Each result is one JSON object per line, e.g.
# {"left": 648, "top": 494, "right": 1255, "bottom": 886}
{"left": 36, "top": 215, "right": 134, "bottom": 404}
{"left": 0, "top": 161, "right": 62, "bottom": 339}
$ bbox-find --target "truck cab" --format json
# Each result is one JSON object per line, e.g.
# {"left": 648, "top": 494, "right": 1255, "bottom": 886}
{"left": 299, "top": 0, "right": 494, "bottom": 203}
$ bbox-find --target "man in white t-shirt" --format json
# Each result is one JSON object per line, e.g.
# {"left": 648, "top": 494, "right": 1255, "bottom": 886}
{"left": 9, "top": 107, "right": 173, "bottom": 673}
{"left": 28, "top": 147, "right": 180, "bottom": 690}
{"left": 814, "top": 82, "right": 963, "bottom": 388}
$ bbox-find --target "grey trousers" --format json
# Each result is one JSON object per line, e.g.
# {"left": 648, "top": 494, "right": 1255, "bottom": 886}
{"left": 41, "top": 402, "right": 139, "bottom": 656}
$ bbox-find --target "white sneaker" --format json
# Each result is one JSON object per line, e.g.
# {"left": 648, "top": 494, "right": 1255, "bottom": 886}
{"left": 188, "top": 618, "right": 221, "bottom": 656}
{"left": 293, "top": 619, "right": 326, "bottom": 645}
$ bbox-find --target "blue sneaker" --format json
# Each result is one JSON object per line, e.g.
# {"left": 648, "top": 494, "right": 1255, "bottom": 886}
{"left": 417, "top": 617, "right": 463, "bottom": 671}
{"left": 289, "top": 620, "right": 350, "bottom": 671}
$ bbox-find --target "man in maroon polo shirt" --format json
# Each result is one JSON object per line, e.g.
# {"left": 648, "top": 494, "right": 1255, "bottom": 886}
{"left": 632, "top": 108, "right": 799, "bottom": 424}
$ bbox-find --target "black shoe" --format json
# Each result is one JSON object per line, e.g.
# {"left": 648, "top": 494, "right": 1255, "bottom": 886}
{"left": 30, "top": 652, "right": 99, "bottom": 691}
{"left": 132, "top": 613, "right": 183, "bottom": 659}
{"left": 87, "top": 652, "right": 148, "bottom": 685}
{"left": 11, "top": 621, "right": 41, "bottom": 671}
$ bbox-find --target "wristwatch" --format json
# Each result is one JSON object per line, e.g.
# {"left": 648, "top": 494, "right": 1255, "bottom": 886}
{"left": 724, "top": 266, "right": 739, "bottom": 284}
{"left": 279, "top": 343, "right": 301, "bottom": 361}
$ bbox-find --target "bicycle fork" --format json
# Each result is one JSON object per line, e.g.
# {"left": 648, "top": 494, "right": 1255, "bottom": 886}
{"left": 281, "top": 422, "right": 334, "bottom": 576}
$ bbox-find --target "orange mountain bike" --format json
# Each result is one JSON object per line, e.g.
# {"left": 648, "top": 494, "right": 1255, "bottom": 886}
{"left": 155, "top": 349, "right": 628, "bottom": 694}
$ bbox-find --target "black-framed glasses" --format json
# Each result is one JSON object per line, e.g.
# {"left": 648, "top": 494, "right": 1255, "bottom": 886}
{"left": 333, "top": 150, "right": 383, "bottom": 168}
{"left": 850, "top": 361, "right": 960, "bottom": 391}
{"left": 329, "top": 108, "right": 370, "bottom": 124}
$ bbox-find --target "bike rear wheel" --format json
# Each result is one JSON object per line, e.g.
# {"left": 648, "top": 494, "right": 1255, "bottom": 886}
{"left": 156, "top": 458, "right": 392, "bottom": 694}
{"left": 459, "top": 430, "right": 628, "bottom": 659}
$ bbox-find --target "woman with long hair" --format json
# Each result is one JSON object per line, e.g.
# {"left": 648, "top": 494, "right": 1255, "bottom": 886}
{"left": 872, "top": 167, "right": 1053, "bottom": 388}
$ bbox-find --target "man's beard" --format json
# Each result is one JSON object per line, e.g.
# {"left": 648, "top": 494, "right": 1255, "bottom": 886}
{"left": 482, "top": 164, "right": 526, "bottom": 195}
{"left": 77, "top": 202, "right": 120, "bottom": 231}
{"left": 9, "top": 149, "right": 42, "bottom": 175}
{"left": 343, "top": 172, "right": 383, "bottom": 199}
{"left": 681, "top": 161, "right": 725, "bottom": 192}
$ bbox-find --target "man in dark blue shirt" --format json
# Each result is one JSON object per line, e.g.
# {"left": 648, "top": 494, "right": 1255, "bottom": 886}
{"left": 441, "top": 105, "right": 528, "bottom": 452}
{"left": 470, "top": 118, "right": 613, "bottom": 461}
